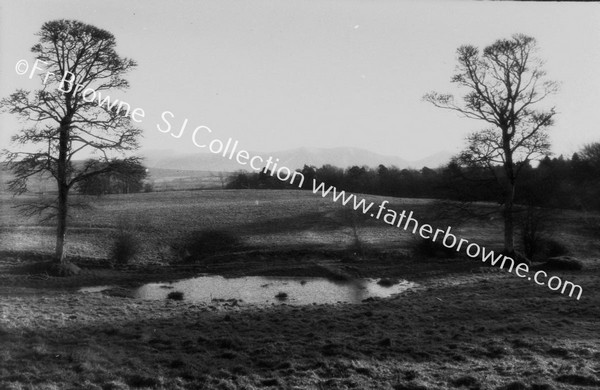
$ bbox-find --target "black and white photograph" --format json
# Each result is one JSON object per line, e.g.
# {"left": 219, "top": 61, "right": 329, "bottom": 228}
{"left": 0, "top": 1, "right": 599, "bottom": 389}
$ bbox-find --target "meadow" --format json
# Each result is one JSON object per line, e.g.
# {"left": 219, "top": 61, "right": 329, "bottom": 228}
{"left": 0, "top": 189, "right": 599, "bottom": 389}
{"left": 0, "top": 190, "right": 527, "bottom": 264}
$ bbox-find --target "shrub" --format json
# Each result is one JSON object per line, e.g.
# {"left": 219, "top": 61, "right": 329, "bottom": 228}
{"left": 413, "top": 237, "right": 457, "bottom": 259}
{"left": 519, "top": 204, "right": 561, "bottom": 261}
{"left": 539, "top": 238, "right": 569, "bottom": 258}
{"left": 110, "top": 229, "right": 139, "bottom": 265}
{"left": 173, "top": 229, "right": 241, "bottom": 262}
{"left": 522, "top": 235, "right": 569, "bottom": 262}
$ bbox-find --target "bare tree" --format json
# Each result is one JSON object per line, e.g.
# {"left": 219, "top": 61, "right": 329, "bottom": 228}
{"left": 424, "top": 34, "right": 558, "bottom": 255}
{"left": 579, "top": 142, "right": 600, "bottom": 171}
{"left": 1, "top": 20, "right": 142, "bottom": 265}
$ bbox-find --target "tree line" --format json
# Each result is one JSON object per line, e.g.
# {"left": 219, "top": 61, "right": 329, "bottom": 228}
{"left": 75, "top": 159, "right": 148, "bottom": 195}
{"left": 226, "top": 142, "right": 600, "bottom": 213}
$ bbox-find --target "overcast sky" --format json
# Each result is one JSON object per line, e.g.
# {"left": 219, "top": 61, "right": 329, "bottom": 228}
{"left": 1, "top": 0, "right": 599, "bottom": 161}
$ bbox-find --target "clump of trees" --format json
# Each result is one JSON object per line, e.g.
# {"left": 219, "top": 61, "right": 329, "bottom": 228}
{"left": 76, "top": 159, "right": 148, "bottom": 195}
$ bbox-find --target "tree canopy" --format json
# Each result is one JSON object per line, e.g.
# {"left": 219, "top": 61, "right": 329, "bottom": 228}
{"left": 424, "top": 34, "right": 558, "bottom": 255}
{"left": 1, "top": 20, "right": 142, "bottom": 263}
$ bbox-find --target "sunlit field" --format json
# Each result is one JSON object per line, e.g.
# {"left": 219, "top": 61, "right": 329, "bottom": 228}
{"left": 0, "top": 189, "right": 525, "bottom": 260}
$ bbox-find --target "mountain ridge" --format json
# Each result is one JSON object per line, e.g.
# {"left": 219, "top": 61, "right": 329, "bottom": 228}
{"left": 142, "top": 147, "right": 454, "bottom": 172}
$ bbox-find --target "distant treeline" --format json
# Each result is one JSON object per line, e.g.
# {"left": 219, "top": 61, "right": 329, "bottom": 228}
{"left": 76, "top": 160, "right": 149, "bottom": 195}
{"left": 0, "top": 160, "right": 150, "bottom": 196}
{"left": 227, "top": 147, "right": 600, "bottom": 212}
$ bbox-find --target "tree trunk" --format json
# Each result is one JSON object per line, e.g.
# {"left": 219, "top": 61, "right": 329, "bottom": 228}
{"left": 503, "top": 182, "right": 515, "bottom": 255}
{"left": 55, "top": 182, "right": 68, "bottom": 262}
{"left": 54, "top": 117, "right": 71, "bottom": 263}
{"left": 502, "top": 128, "right": 516, "bottom": 256}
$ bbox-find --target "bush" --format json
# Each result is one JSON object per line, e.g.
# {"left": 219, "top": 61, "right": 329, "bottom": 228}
{"left": 174, "top": 229, "right": 241, "bottom": 262}
{"left": 523, "top": 235, "right": 569, "bottom": 262}
{"left": 520, "top": 205, "right": 560, "bottom": 261}
{"left": 413, "top": 238, "right": 457, "bottom": 259}
{"left": 111, "top": 230, "right": 139, "bottom": 265}
{"left": 539, "top": 238, "right": 569, "bottom": 258}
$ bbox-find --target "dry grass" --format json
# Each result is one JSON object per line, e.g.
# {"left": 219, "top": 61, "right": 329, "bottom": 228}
{"left": 0, "top": 190, "right": 510, "bottom": 262}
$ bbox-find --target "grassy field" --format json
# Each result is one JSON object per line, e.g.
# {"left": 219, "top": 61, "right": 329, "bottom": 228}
{"left": 0, "top": 189, "right": 599, "bottom": 389}
{"left": 0, "top": 189, "right": 523, "bottom": 262}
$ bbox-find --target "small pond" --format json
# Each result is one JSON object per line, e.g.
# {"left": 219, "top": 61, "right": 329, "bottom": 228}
{"left": 128, "top": 275, "right": 417, "bottom": 305}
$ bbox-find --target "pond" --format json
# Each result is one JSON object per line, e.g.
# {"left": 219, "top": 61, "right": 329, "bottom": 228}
{"left": 128, "top": 275, "right": 417, "bottom": 305}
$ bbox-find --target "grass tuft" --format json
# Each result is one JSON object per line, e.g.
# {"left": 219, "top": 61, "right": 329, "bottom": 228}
{"left": 275, "top": 291, "right": 288, "bottom": 301}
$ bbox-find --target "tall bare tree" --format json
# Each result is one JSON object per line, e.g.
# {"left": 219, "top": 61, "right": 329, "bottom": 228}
{"left": 424, "top": 34, "right": 558, "bottom": 255}
{"left": 1, "top": 20, "right": 142, "bottom": 265}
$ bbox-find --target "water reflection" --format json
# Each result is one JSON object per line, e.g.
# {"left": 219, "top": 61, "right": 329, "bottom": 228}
{"left": 132, "top": 275, "right": 417, "bottom": 305}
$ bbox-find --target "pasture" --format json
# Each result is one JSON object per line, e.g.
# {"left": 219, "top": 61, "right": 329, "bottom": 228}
{"left": 0, "top": 190, "right": 524, "bottom": 263}
{"left": 0, "top": 189, "right": 599, "bottom": 389}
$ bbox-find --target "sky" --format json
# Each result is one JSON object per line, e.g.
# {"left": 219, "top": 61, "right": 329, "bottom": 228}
{"left": 1, "top": 0, "right": 599, "bottom": 162}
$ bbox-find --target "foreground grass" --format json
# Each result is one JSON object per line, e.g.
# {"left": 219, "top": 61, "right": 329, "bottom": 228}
{"left": 1, "top": 270, "right": 598, "bottom": 390}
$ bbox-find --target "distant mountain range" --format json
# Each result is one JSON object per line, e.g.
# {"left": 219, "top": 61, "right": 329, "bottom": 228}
{"left": 142, "top": 147, "right": 454, "bottom": 173}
